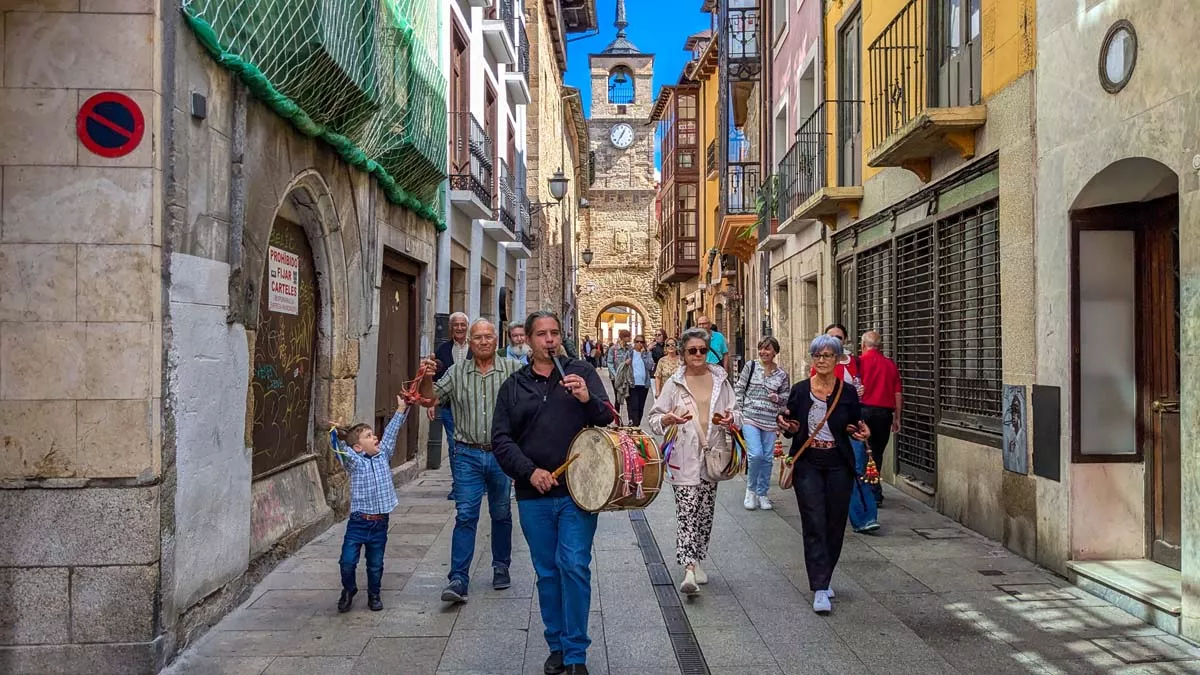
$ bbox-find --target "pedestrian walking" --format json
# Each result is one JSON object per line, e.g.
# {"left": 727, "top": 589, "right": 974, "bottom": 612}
{"left": 608, "top": 330, "right": 634, "bottom": 420}
{"left": 328, "top": 396, "right": 411, "bottom": 613}
{"left": 778, "top": 334, "right": 871, "bottom": 614}
{"left": 506, "top": 322, "right": 531, "bottom": 364}
{"left": 434, "top": 312, "right": 472, "bottom": 500}
{"left": 649, "top": 329, "right": 668, "bottom": 368}
{"left": 654, "top": 339, "right": 681, "bottom": 392}
{"left": 648, "top": 327, "right": 739, "bottom": 596}
{"left": 816, "top": 323, "right": 863, "bottom": 395}
{"left": 492, "top": 311, "right": 614, "bottom": 675}
{"left": 734, "top": 336, "right": 791, "bottom": 511}
{"left": 624, "top": 335, "right": 655, "bottom": 427}
{"left": 418, "top": 319, "right": 523, "bottom": 603}
{"left": 581, "top": 335, "right": 597, "bottom": 367}
{"left": 696, "top": 315, "right": 730, "bottom": 371}
{"left": 858, "top": 330, "right": 902, "bottom": 504}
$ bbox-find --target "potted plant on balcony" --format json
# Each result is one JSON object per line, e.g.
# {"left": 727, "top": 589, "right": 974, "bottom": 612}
{"left": 745, "top": 174, "right": 780, "bottom": 240}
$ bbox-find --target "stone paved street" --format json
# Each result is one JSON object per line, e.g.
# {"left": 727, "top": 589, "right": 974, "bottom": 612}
{"left": 163, "top": 470, "right": 1200, "bottom": 675}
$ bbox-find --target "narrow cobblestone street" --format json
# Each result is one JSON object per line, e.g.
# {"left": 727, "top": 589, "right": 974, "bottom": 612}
{"left": 163, "top": 380, "right": 1200, "bottom": 675}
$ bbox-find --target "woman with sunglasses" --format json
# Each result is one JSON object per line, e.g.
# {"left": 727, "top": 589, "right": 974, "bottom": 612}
{"left": 653, "top": 339, "right": 681, "bottom": 393}
{"left": 648, "top": 328, "right": 739, "bottom": 596}
{"left": 778, "top": 334, "right": 870, "bottom": 615}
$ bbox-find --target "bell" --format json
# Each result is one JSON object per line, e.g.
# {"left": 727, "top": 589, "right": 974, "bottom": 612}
{"left": 613, "top": 72, "right": 628, "bottom": 84}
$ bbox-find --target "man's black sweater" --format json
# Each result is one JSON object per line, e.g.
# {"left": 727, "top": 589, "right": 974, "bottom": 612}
{"left": 492, "top": 357, "right": 614, "bottom": 500}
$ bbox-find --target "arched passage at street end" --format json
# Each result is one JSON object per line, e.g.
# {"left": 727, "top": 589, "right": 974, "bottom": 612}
{"left": 590, "top": 297, "right": 653, "bottom": 343}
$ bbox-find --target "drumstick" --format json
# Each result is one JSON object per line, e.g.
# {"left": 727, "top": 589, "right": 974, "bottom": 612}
{"left": 552, "top": 452, "right": 580, "bottom": 478}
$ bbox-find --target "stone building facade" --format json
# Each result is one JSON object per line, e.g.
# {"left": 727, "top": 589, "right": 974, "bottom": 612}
{"left": 576, "top": 7, "right": 661, "bottom": 339}
{"left": 0, "top": 2, "right": 439, "bottom": 671}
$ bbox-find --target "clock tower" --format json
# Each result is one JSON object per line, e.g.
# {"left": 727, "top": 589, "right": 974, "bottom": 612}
{"left": 577, "top": 0, "right": 662, "bottom": 341}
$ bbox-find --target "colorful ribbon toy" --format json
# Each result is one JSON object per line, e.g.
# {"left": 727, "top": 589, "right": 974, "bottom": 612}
{"left": 660, "top": 425, "right": 679, "bottom": 480}
{"left": 618, "top": 431, "right": 646, "bottom": 499}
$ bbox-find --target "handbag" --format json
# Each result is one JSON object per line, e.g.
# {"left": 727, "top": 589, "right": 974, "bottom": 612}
{"left": 779, "top": 380, "right": 844, "bottom": 489}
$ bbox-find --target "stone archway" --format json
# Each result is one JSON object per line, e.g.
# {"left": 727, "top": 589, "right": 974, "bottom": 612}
{"left": 589, "top": 295, "right": 654, "bottom": 342}
{"left": 245, "top": 169, "right": 362, "bottom": 553}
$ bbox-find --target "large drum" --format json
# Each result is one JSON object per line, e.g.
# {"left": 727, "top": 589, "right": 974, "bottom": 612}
{"left": 566, "top": 427, "right": 663, "bottom": 512}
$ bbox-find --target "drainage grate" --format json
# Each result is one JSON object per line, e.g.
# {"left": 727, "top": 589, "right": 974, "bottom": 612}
{"left": 629, "top": 512, "right": 710, "bottom": 675}
{"left": 670, "top": 633, "right": 709, "bottom": 674}
{"left": 978, "top": 569, "right": 1006, "bottom": 577}
{"left": 646, "top": 562, "right": 674, "bottom": 586}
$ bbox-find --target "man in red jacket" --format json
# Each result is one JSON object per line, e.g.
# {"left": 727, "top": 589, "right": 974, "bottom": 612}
{"left": 857, "top": 330, "right": 902, "bottom": 504}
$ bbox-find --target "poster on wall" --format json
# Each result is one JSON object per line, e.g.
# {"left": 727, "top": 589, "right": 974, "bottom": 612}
{"left": 267, "top": 246, "right": 299, "bottom": 315}
{"left": 1003, "top": 384, "right": 1029, "bottom": 475}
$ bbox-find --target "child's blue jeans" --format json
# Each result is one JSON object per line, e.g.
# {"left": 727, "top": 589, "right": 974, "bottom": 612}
{"left": 340, "top": 512, "right": 389, "bottom": 595}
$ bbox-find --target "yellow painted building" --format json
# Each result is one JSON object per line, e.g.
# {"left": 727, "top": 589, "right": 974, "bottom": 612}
{"left": 803, "top": 0, "right": 1040, "bottom": 561}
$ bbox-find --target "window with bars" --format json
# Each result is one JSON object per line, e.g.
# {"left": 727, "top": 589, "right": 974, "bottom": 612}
{"left": 855, "top": 243, "right": 893, "bottom": 355}
{"left": 834, "top": 194, "right": 1003, "bottom": 487}
{"left": 937, "top": 200, "right": 1002, "bottom": 429}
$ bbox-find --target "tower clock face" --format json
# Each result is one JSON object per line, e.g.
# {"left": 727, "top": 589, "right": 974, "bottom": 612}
{"left": 610, "top": 123, "right": 634, "bottom": 149}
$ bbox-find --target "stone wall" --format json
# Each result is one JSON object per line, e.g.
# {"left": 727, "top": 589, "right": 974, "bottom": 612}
{"left": 0, "top": 1, "right": 163, "bottom": 671}
{"left": 576, "top": 190, "right": 661, "bottom": 336}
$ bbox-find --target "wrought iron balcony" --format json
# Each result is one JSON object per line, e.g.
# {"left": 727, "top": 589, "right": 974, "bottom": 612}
{"left": 777, "top": 100, "right": 864, "bottom": 229}
{"left": 720, "top": 2, "right": 758, "bottom": 72}
{"left": 483, "top": 0, "right": 517, "bottom": 63}
{"left": 449, "top": 111, "right": 494, "bottom": 219}
{"left": 498, "top": 159, "right": 518, "bottom": 232}
{"left": 517, "top": 194, "right": 535, "bottom": 249}
{"left": 518, "top": 22, "right": 530, "bottom": 78}
{"left": 706, "top": 139, "right": 717, "bottom": 178}
{"left": 724, "top": 162, "right": 760, "bottom": 216}
{"left": 867, "top": 0, "right": 986, "bottom": 181}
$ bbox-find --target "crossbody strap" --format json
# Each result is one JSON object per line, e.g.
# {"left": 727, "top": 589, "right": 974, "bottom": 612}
{"left": 791, "top": 380, "right": 844, "bottom": 461}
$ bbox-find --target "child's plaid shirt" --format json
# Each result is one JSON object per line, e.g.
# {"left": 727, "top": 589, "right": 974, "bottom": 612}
{"left": 334, "top": 410, "right": 408, "bottom": 515}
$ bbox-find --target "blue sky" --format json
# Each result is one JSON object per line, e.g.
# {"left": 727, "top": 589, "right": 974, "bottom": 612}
{"left": 564, "top": 0, "right": 712, "bottom": 125}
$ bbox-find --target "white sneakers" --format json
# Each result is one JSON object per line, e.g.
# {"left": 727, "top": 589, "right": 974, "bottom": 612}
{"left": 679, "top": 568, "right": 700, "bottom": 595}
{"left": 744, "top": 490, "right": 773, "bottom": 510}
{"left": 694, "top": 565, "right": 708, "bottom": 585}
{"left": 743, "top": 490, "right": 757, "bottom": 510}
{"left": 825, "top": 586, "right": 835, "bottom": 599}
{"left": 812, "top": 589, "right": 832, "bottom": 614}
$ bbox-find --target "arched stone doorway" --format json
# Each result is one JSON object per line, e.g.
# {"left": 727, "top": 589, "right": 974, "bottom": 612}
{"left": 1069, "top": 157, "right": 1180, "bottom": 568}
{"left": 591, "top": 297, "right": 653, "bottom": 343}
{"left": 245, "top": 171, "right": 356, "bottom": 555}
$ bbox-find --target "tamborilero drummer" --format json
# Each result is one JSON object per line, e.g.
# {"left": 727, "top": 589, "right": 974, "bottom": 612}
{"left": 492, "top": 310, "right": 612, "bottom": 675}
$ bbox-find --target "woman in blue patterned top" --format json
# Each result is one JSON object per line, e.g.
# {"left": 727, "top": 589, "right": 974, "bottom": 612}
{"left": 734, "top": 337, "right": 791, "bottom": 511}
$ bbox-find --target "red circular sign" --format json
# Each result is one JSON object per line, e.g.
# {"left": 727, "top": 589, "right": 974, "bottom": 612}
{"left": 77, "top": 92, "right": 145, "bottom": 158}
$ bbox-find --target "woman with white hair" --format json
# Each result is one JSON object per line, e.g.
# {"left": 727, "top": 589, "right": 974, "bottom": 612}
{"left": 778, "top": 334, "right": 870, "bottom": 615}
{"left": 648, "top": 327, "right": 739, "bottom": 596}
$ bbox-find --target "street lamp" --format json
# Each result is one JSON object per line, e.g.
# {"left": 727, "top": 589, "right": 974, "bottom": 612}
{"left": 548, "top": 168, "right": 569, "bottom": 202}
{"left": 581, "top": 248, "right": 594, "bottom": 266}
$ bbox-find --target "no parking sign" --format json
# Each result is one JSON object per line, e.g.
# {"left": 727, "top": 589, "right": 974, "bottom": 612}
{"left": 77, "top": 92, "right": 145, "bottom": 158}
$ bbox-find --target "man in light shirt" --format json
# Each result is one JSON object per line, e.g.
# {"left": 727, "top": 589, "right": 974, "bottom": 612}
{"left": 625, "top": 335, "right": 654, "bottom": 427}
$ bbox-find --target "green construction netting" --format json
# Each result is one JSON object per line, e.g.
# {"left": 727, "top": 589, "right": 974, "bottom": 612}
{"left": 182, "top": 0, "right": 447, "bottom": 229}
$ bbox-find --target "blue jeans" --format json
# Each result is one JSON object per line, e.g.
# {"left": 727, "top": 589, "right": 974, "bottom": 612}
{"left": 339, "top": 513, "right": 389, "bottom": 595}
{"left": 744, "top": 424, "right": 776, "bottom": 496}
{"left": 848, "top": 439, "right": 880, "bottom": 531}
{"left": 519, "top": 496, "right": 598, "bottom": 666}
{"left": 449, "top": 446, "right": 513, "bottom": 587}
{"left": 440, "top": 407, "right": 457, "bottom": 497}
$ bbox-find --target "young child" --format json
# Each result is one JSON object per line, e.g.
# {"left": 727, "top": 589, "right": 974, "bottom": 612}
{"left": 330, "top": 395, "right": 409, "bottom": 613}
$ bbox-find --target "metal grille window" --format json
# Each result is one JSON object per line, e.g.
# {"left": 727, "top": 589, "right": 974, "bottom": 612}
{"left": 836, "top": 258, "right": 855, "bottom": 339}
{"left": 937, "top": 200, "right": 1001, "bottom": 428}
{"left": 855, "top": 243, "right": 892, "bottom": 354}
{"left": 894, "top": 226, "right": 937, "bottom": 484}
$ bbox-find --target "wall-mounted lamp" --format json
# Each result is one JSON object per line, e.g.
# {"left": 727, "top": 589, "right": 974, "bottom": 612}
{"left": 548, "top": 168, "right": 569, "bottom": 202}
{"left": 581, "top": 248, "right": 594, "bottom": 266}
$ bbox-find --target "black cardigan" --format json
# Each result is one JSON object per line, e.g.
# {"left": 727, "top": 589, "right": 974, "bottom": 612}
{"left": 782, "top": 378, "right": 863, "bottom": 469}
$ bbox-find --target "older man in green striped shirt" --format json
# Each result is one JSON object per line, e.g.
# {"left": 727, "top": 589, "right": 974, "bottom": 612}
{"left": 419, "top": 318, "right": 522, "bottom": 603}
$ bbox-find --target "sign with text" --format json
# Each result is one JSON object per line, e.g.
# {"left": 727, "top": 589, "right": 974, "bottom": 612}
{"left": 267, "top": 246, "right": 299, "bottom": 315}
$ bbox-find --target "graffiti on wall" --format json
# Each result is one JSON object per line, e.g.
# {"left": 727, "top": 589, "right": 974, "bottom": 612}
{"left": 251, "top": 219, "right": 319, "bottom": 478}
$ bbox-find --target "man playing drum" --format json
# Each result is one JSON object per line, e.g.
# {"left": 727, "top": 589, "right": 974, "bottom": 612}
{"left": 492, "top": 310, "right": 613, "bottom": 675}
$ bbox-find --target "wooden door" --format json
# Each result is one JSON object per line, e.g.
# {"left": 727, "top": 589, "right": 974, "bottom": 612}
{"left": 936, "top": 0, "right": 982, "bottom": 107}
{"left": 450, "top": 27, "right": 468, "bottom": 172}
{"left": 838, "top": 9, "right": 862, "bottom": 187}
{"left": 1142, "top": 196, "right": 1181, "bottom": 568}
{"left": 376, "top": 255, "right": 420, "bottom": 465}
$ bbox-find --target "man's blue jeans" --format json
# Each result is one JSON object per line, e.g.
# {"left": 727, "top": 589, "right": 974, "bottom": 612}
{"left": 449, "top": 446, "right": 513, "bottom": 587}
{"left": 743, "top": 424, "right": 777, "bottom": 496}
{"left": 339, "top": 513, "right": 389, "bottom": 595}
{"left": 440, "top": 406, "right": 457, "bottom": 498}
{"left": 519, "top": 496, "right": 598, "bottom": 666}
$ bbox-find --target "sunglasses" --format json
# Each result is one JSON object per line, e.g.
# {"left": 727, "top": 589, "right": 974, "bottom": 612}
{"left": 685, "top": 346, "right": 709, "bottom": 356}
